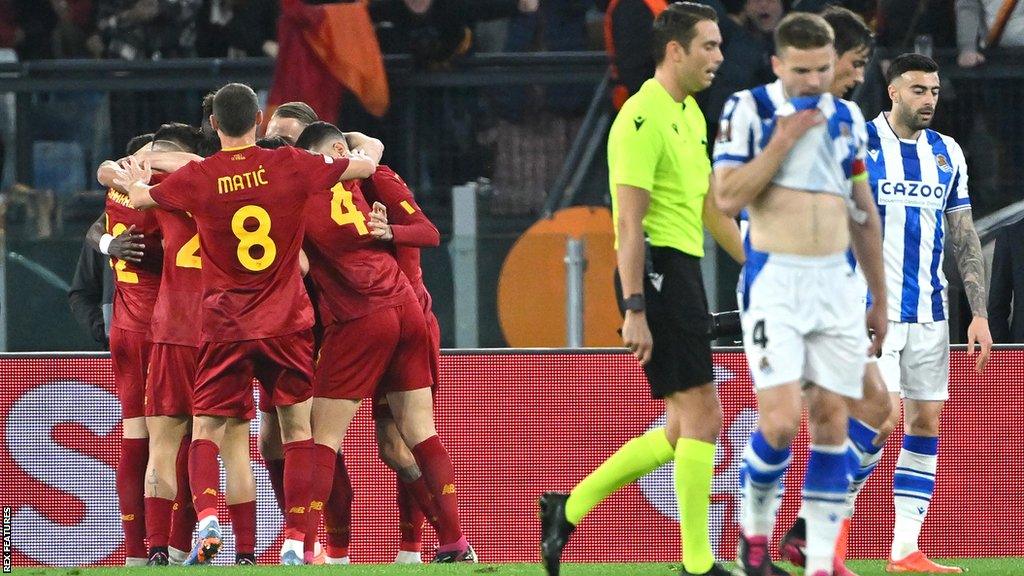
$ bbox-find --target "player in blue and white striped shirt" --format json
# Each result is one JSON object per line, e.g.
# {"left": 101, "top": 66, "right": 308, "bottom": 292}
{"left": 866, "top": 53, "right": 992, "bottom": 574}
{"left": 714, "top": 13, "right": 888, "bottom": 576}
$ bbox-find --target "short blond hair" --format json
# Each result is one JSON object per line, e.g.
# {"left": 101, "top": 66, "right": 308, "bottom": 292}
{"left": 774, "top": 12, "right": 834, "bottom": 54}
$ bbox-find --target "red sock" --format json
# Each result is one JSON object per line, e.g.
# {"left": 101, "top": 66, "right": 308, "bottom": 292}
{"left": 324, "top": 451, "right": 353, "bottom": 555}
{"left": 282, "top": 438, "right": 315, "bottom": 541}
{"left": 228, "top": 501, "right": 257, "bottom": 555}
{"left": 265, "top": 457, "right": 286, "bottom": 515}
{"left": 169, "top": 499, "right": 197, "bottom": 553}
{"left": 169, "top": 435, "right": 196, "bottom": 552}
{"left": 411, "top": 435, "right": 464, "bottom": 549}
{"left": 406, "top": 474, "right": 441, "bottom": 533}
{"left": 144, "top": 497, "right": 174, "bottom": 549}
{"left": 188, "top": 439, "right": 221, "bottom": 521}
{"left": 118, "top": 437, "right": 149, "bottom": 558}
{"left": 303, "top": 444, "right": 337, "bottom": 554}
{"left": 397, "top": 476, "right": 425, "bottom": 551}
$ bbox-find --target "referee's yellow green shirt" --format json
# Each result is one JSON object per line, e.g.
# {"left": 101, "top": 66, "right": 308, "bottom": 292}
{"left": 608, "top": 78, "right": 711, "bottom": 258}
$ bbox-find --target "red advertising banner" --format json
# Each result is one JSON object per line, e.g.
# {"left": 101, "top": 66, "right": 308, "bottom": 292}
{"left": 1, "top": 349, "right": 1022, "bottom": 566}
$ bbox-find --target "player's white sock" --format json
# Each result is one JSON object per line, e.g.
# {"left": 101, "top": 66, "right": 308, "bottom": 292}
{"left": 846, "top": 417, "right": 885, "bottom": 517}
{"left": 125, "top": 557, "right": 148, "bottom": 566}
{"left": 394, "top": 550, "right": 422, "bottom": 564}
{"left": 803, "top": 444, "right": 851, "bottom": 576}
{"left": 168, "top": 546, "right": 189, "bottom": 565}
{"left": 280, "top": 538, "right": 304, "bottom": 561}
{"left": 891, "top": 435, "right": 938, "bottom": 560}
{"left": 325, "top": 555, "right": 351, "bottom": 564}
{"left": 197, "top": 514, "right": 218, "bottom": 533}
{"left": 740, "top": 429, "right": 791, "bottom": 537}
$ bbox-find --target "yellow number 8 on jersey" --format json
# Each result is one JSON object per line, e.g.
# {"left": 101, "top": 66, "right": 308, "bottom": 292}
{"left": 232, "top": 205, "right": 277, "bottom": 272}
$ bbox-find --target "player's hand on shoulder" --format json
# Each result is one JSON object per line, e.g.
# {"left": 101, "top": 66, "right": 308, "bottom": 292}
{"left": 108, "top": 224, "right": 146, "bottom": 263}
{"left": 621, "top": 311, "right": 653, "bottom": 365}
{"left": 112, "top": 156, "right": 152, "bottom": 192}
{"left": 346, "top": 149, "right": 378, "bottom": 178}
{"left": 772, "top": 109, "right": 824, "bottom": 150}
{"left": 865, "top": 304, "right": 887, "bottom": 358}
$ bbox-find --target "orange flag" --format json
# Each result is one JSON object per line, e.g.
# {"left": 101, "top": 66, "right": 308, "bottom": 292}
{"left": 303, "top": 0, "right": 390, "bottom": 118}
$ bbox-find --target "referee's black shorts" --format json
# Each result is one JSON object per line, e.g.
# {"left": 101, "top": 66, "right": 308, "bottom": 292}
{"left": 615, "top": 246, "right": 714, "bottom": 399}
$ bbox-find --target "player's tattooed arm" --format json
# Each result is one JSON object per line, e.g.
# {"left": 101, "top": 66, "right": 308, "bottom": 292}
{"left": 947, "top": 209, "right": 988, "bottom": 318}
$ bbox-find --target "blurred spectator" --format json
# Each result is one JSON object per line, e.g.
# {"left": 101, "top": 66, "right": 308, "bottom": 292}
{"left": 270, "top": 0, "right": 387, "bottom": 124}
{"left": 954, "top": 0, "right": 1024, "bottom": 212}
{"left": 790, "top": 0, "right": 875, "bottom": 20}
{"left": 486, "top": 0, "right": 592, "bottom": 215}
{"left": 602, "top": 0, "right": 727, "bottom": 110}
{"left": 0, "top": 1, "right": 20, "bottom": 53}
{"left": 989, "top": 218, "right": 1024, "bottom": 342}
{"left": 4, "top": 0, "right": 95, "bottom": 59}
{"left": 875, "top": 0, "right": 956, "bottom": 53}
{"left": 956, "top": 0, "right": 1024, "bottom": 67}
{"left": 52, "top": 0, "right": 98, "bottom": 58}
{"left": 371, "top": 0, "right": 535, "bottom": 67}
{"left": 602, "top": 0, "right": 666, "bottom": 110}
{"left": 697, "top": 0, "right": 778, "bottom": 142}
{"left": 93, "top": 0, "right": 202, "bottom": 59}
{"left": 195, "top": 0, "right": 279, "bottom": 58}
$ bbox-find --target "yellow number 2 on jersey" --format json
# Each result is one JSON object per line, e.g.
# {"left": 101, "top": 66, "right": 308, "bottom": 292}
{"left": 175, "top": 233, "right": 202, "bottom": 269}
{"left": 330, "top": 183, "right": 369, "bottom": 235}
{"left": 232, "top": 205, "right": 277, "bottom": 272}
{"left": 110, "top": 222, "right": 139, "bottom": 283}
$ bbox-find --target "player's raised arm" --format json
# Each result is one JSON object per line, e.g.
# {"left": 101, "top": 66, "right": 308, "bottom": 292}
{"left": 847, "top": 178, "right": 887, "bottom": 356}
{"left": 345, "top": 132, "right": 384, "bottom": 164}
{"left": 135, "top": 150, "right": 203, "bottom": 173}
{"left": 113, "top": 157, "right": 159, "bottom": 210}
{"left": 714, "top": 109, "right": 824, "bottom": 216}
{"left": 339, "top": 149, "right": 378, "bottom": 181}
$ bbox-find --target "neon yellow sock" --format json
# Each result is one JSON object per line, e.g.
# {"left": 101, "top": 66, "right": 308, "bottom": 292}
{"left": 675, "top": 437, "right": 716, "bottom": 573}
{"left": 564, "top": 428, "right": 674, "bottom": 525}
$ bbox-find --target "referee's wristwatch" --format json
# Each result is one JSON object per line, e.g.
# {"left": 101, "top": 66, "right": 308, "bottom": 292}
{"left": 623, "top": 293, "right": 645, "bottom": 313}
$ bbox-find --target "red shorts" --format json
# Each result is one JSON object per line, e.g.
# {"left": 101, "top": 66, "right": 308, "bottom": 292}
{"left": 315, "top": 303, "right": 432, "bottom": 401}
{"left": 372, "top": 309, "right": 441, "bottom": 420}
{"left": 109, "top": 326, "right": 151, "bottom": 420}
{"left": 145, "top": 343, "right": 197, "bottom": 417}
{"left": 193, "top": 330, "right": 314, "bottom": 419}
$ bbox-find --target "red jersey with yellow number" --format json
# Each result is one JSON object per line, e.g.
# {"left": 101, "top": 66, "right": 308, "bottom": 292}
{"left": 149, "top": 144, "right": 350, "bottom": 343}
{"left": 149, "top": 205, "right": 203, "bottom": 347}
{"left": 105, "top": 186, "right": 163, "bottom": 333}
{"left": 303, "top": 177, "right": 417, "bottom": 325}
{"left": 360, "top": 165, "right": 438, "bottom": 317}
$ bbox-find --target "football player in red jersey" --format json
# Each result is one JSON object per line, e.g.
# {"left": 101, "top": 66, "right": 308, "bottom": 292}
{"left": 362, "top": 166, "right": 445, "bottom": 563}
{"left": 296, "top": 122, "right": 474, "bottom": 564}
{"left": 91, "top": 131, "right": 207, "bottom": 565}
{"left": 114, "top": 83, "right": 377, "bottom": 565}
{"left": 135, "top": 122, "right": 263, "bottom": 567}
{"left": 85, "top": 133, "right": 167, "bottom": 565}
{"left": 258, "top": 103, "right": 384, "bottom": 546}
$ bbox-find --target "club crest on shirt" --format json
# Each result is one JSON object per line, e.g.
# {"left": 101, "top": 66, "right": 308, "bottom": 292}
{"left": 935, "top": 154, "right": 953, "bottom": 173}
{"left": 838, "top": 122, "right": 851, "bottom": 138}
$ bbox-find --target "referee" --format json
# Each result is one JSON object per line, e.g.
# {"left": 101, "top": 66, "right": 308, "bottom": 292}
{"left": 540, "top": 4, "right": 743, "bottom": 576}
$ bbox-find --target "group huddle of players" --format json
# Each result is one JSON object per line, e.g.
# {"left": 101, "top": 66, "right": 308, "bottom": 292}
{"left": 90, "top": 83, "right": 474, "bottom": 566}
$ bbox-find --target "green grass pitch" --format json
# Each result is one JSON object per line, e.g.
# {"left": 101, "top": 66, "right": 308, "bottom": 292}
{"left": 16, "top": 558, "right": 1024, "bottom": 576}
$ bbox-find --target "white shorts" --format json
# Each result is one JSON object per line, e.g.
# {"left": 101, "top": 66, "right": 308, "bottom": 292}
{"left": 877, "top": 320, "right": 950, "bottom": 401}
{"left": 741, "top": 252, "right": 867, "bottom": 398}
